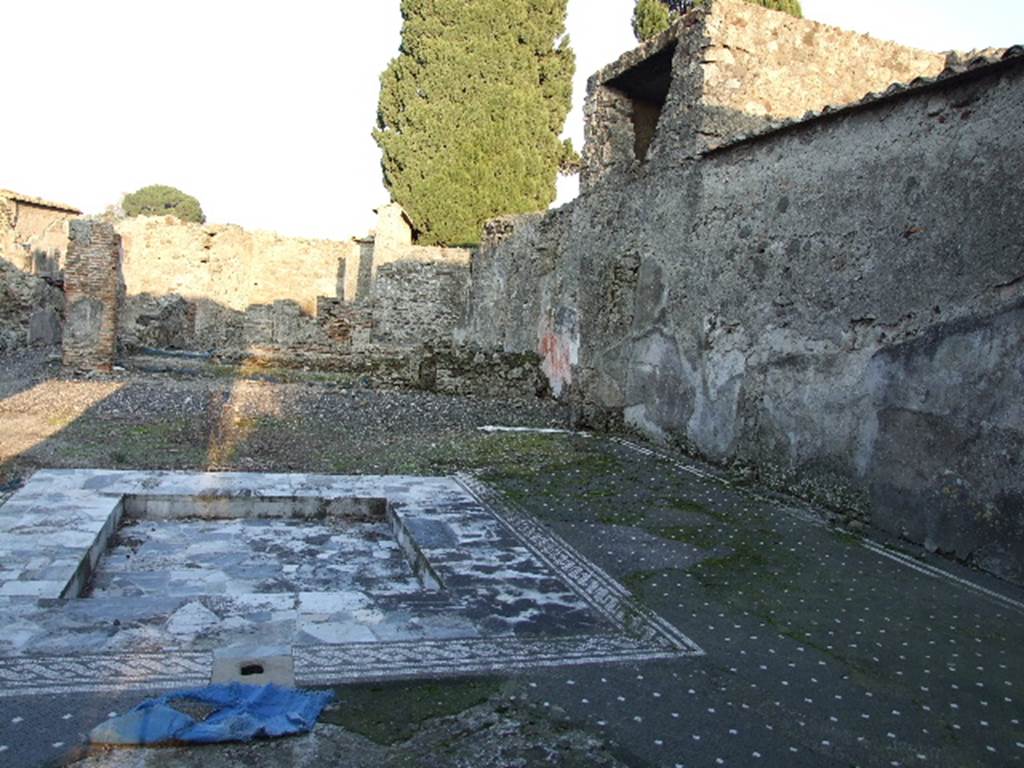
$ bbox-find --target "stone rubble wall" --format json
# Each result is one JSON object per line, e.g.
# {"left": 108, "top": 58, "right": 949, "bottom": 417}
{"left": 372, "top": 261, "right": 470, "bottom": 346}
{"left": 582, "top": 0, "right": 947, "bottom": 190}
{"left": 203, "top": 342, "right": 545, "bottom": 399}
{"left": 463, "top": 213, "right": 580, "bottom": 399}
{"left": 62, "top": 221, "right": 123, "bottom": 372}
{"left": 117, "top": 216, "right": 354, "bottom": 315}
{"left": 0, "top": 193, "right": 78, "bottom": 352}
{"left": 116, "top": 215, "right": 473, "bottom": 364}
{"left": 0, "top": 192, "right": 79, "bottom": 276}
{"left": 109, "top": 211, "right": 512, "bottom": 395}
{"left": 0, "top": 258, "right": 64, "bottom": 353}
{"left": 466, "top": 50, "right": 1024, "bottom": 582}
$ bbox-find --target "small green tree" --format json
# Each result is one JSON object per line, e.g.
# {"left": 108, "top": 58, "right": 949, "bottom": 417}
{"left": 122, "top": 185, "right": 205, "bottom": 224}
{"left": 632, "top": 0, "right": 802, "bottom": 42}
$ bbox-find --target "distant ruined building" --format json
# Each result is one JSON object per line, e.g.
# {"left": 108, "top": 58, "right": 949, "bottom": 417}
{"left": 0, "top": 190, "right": 80, "bottom": 351}
{"left": 0, "top": 188, "right": 80, "bottom": 276}
{"left": 2, "top": 0, "right": 1021, "bottom": 582}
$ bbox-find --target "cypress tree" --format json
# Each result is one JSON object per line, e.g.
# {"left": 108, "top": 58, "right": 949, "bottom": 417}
{"left": 374, "top": 0, "right": 575, "bottom": 246}
{"left": 633, "top": 0, "right": 672, "bottom": 42}
{"left": 632, "top": 0, "right": 803, "bottom": 42}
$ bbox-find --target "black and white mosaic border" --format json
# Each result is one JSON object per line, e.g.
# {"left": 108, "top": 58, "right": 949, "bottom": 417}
{"left": 456, "top": 473, "right": 701, "bottom": 653}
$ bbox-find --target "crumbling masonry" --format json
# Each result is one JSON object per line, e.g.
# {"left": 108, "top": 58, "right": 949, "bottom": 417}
{"left": 62, "top": 221, "right": 122, "bottom": 372}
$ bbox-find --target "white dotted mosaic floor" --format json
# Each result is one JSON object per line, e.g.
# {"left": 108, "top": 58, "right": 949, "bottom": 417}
{"left": 0, "top": 470, "right": 701, "bottom": 697}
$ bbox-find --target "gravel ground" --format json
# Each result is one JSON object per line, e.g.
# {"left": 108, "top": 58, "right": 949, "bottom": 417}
{"left": 0, "top": 348, "right": 571, "bottom": 485}
{"left": 1, "top": 348, "right": 1023, "bottom": 768}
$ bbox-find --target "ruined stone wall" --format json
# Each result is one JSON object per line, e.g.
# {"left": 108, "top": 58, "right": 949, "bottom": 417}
{"left": 117, "top": 216, "right": 354, "bottom": 315}
{"left": 0, "top": 193, "right": 77, "bottom": 352}
{"left": 0, "top": 259, "right": 64, "bottom": 353}
{"left": 372, "top": 261, "right": 470, "bottom": 346}
{"left": 117, "top": 213, "right": 471, "bottom": 359}
{"left": 0, "top": 191, "right": 80, "bottom": 275}
{"left": 339, "top": 204, "right": 470, "bottom": 302}
{"left": 467, "top": 53, "right": 1024, "bottom": 582}
{"left": 463, "top": 214, "right": 581, "bottom": 399}
{"left": 582, "top": 0, "right": 946, "bottom": 190}
{"left": 6, "top": 204, "right": 74, "bottom": 274}
{"left": 62, "top": 221, "right": 122, "bottom": 372}
{"left": 117, "top": 216, "right": 356, "bottom": 354}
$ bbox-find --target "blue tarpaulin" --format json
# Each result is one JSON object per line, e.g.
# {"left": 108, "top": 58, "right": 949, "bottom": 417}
{"left": 90, "top": 683, "right": 333, "bottom": 745}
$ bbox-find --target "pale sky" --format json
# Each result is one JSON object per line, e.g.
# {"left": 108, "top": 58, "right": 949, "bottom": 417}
{"left": 3, "top": 1, "right": 1021, "bottom": 240}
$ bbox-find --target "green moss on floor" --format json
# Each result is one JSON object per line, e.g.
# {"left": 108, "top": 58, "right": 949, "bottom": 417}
{"left": 320, "top": 677, "right": 504, "bottom": 745}
{"left": 664, "top": 498, "right": 710, "bottom": 515}
{"left": 52, "top": 417, "right": 207, "bottom": 469}
{"left": 596, "top": 509, "right": 645, "bottom": 526}
{"left": 204, "top": 363, "right": 360, "bottom": 386}
{"left": 690, "top": 529, "right": 791, "bottom": 589}
{"left": 645, "top": 524, "right": 721, "bottom": 550}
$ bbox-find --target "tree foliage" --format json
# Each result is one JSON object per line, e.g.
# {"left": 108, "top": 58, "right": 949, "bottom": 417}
{"left": 744, "top": 0, "right": 802, "bottom": 16}
{"left": 374, "top": 0, "right": 575, "bottom": 246}
{"left": 632, "top": 0, "right": 672, "bottom": 42}
{"left": 122, "top": 185, "right": 205, "bottom": 224}
{"left": 632, "top": 0, "right": 802, "bottom": 42}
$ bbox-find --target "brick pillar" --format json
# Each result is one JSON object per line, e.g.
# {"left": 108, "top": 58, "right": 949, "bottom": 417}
{"left": 62, "top": 220, "right": 122, "bottom": 371}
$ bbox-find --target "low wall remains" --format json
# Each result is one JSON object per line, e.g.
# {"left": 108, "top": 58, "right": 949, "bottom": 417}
{"left": 63, "top": 212, "right": 539, "bottom": 397}
{"left": 465, "top": 13, "right": 1024, "bottom": 582}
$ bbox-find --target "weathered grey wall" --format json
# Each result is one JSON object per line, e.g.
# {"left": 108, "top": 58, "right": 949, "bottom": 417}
{"left": 0, "top": 258, "right": 63, "bottom": 353}
{"left": 582, "top": 0, "right": 947, "bottom": 190}
{"left": 463, "top": 214, "right": 582, "bottom": 399}
{"left": 372, "top": 261, "right": 470, "bottom": 346}
{"left": 466, "top": 55, "right": 1024, "bottom": 582}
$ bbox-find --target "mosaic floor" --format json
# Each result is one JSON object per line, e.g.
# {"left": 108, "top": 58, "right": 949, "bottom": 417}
{"left": 0, "top": 470, "right": 701, "bottom": 697}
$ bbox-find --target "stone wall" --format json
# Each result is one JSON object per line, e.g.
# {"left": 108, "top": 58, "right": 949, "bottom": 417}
{"left": 0, "top": 190, "right": 78, "bottom": 352}
{"left": 464, "top": 214, "right": 581, "bottom": 399}
{"left": 117, "top": 216, "right": 354, "bottom": 315}
{"left": 62, "top": 221, "right": 123, "bottom": 372}
{"left": 465, "top": 15, "right": 1024, "bottom": 582}
{"left": 346, "top": 203, "right": 471, "bottom": 302}
{"left": 582, "top": 0, "right": 946, "bottom": 190}
{"left": 0, "top": 259, "right": 63, "bottom": 353}
{"left": 372, "top": 261, "right": 470, "bottom": 346}
{"left": 0, "top": 189, "right": 80, "bottom": 276}
{"left": 116, "top": 210, "right": 472, "bottom": 361}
